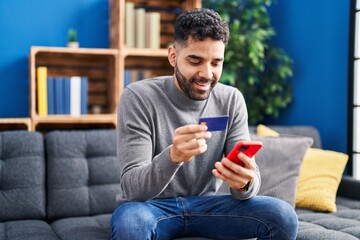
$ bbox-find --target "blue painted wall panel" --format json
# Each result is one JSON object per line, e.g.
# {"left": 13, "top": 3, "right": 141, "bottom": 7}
{"left": 267, "top": 0, "right": 350, "bottom": 152}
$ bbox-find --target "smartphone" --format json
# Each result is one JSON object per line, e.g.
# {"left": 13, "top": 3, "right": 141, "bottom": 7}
{"left": 226, "top": 141, "right": 263, "bottom": 166}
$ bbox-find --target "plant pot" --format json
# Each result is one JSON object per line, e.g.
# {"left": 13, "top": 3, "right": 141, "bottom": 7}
{"left": 67, "top": 41, "right": 79, "bottom": 48}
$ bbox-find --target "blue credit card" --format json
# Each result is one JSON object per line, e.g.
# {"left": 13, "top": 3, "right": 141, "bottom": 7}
{"left": 199, "top": 115, "right": 229, "bottom": 131}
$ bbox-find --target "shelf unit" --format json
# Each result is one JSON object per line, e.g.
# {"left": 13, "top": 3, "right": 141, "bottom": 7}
{"left": 110, "top": 0, "right": 201, "bottom": 94}
{"left": 29, "top": 46, "right": 118, "bottom": 131}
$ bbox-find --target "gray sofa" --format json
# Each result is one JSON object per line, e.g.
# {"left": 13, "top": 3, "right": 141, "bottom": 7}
{"left": 0, "top": 126, "right": 359, "bottom": 240}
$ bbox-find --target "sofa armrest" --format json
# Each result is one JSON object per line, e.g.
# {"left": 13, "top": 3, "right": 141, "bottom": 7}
{"left": 337, "top": 175, "right": 360, "bottom": 201}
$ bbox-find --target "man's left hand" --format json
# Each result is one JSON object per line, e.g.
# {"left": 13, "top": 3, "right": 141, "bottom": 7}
{"left": 212, "top": 152, "right": 256, "bottom": 190}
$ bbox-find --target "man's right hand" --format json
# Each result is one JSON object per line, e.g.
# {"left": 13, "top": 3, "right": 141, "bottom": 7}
{"left": 169, "top": 124, "right": 212, "bottom": 163}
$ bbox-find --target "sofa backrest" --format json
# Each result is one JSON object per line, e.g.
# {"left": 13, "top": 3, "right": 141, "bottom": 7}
{"left": 249, "top": 125, "right": 322, "bottom": 148}
{"left": 0, "top": 131, "right": 46, "bottom": 221}
{"left": 45, "top": 130, "right": 120, "bottom": 221}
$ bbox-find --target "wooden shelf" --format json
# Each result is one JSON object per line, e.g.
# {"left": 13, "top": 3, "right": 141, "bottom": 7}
{"left": 32, "top": 114, "right": 117, "bottom": 131}
{"left": 29, "top": 46, "right": 119, "bottom": 132}
{"left": 0, "top": 118, "right": 31, "bottom": 131}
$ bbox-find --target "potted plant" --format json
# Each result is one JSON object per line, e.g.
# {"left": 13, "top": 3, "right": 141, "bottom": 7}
{"left": 203, "top": 0, "right": 293, "bottom": 124}
{"left": 67, "top": 28, "right": 79, "bottom": 48}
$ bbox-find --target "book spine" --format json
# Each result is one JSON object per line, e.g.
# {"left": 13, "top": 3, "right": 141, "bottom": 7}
{"left": 55, "top": 77, "right": 66, "bottom": 115}
{"left": 63, "top": 77, "right": 71, "bottom": 115}
{"left": 124, "top": 69, "right": 131, "bottom": 87}
{"left": 81, "top": 77, "right": 88, "bottom": 115}
{"left": 37, "top": 66, "right": 48, "bottom": 116}
{"left": 135, "top": 8, "right": 145, "bottom": 48}
{"left": 70, "top": 76, "right": 81, "bottom": 116}
{"left": 47, "top": 76, "right": 55, "bottom": 115}
{"left": 125, "top": 2, "right": 135, "bottom": 48}
{"left": 149, "top": 12, "right": 161, "bottom": 49}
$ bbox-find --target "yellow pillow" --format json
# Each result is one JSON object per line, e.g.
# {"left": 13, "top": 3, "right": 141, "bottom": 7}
{"left": 296, "top": 148, "right": 348, "bottom": 212}
{"left": 256, "top": 124, "right": 348, "bottom": 212}
{"left": 256, "top": 124, "right": 280, "bottom": 137}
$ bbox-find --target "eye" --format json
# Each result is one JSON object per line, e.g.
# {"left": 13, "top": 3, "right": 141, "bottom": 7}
{"left": 211, "top": 61, "right": 222, "bottom": 67}
{"left": 189, "top": 60, "right": 201, "bottom": 65}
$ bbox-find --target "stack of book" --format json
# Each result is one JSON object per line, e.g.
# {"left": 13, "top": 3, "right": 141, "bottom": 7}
{"left": 37, "top": 66, "right": 88, "bottom": 116}
{"left": 125, "top": 2, "right": 161, "bottom": 49}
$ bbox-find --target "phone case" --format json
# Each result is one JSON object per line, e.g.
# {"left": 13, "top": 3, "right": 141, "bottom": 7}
{"left": 226, "top": 141, "right": 263, "bottom": 165}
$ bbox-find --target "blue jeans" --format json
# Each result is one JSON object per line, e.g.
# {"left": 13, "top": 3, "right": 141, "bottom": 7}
{"left": 111, "top": 195, "right": 298, "bottom": 240}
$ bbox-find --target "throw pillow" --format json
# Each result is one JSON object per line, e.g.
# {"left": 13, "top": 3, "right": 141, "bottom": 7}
{"left": 296, "top": 148, "right": 348, "bottom": 212}
{"left": 251, "top": 134, "right": 313, "bottom": 207}
{"left": 256, "top": 124, "right": 349, "bottom": 212}
{"left": 256, "top": 124, "right": 280, "bottom": 137}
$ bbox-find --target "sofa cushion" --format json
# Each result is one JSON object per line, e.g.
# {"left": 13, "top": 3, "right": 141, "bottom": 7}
{"left": 51, "top": 214, "right": 111, "bottom": 240}
{"left": 296, "top": 196, "right": 360, "bottom": 239}
{"left": 296, "top": 148, "right": 348, "bottom": 212}
{"left": 0, "top": 220, "right": 59, "bottom": 240}
{"left": 45, "top": 130, "right": 120, "bottom": 220}
{"left": 0, "top": 131, "right": 46, "bottom": 221}
{"left": 250, "top": 134, "right": 313, "bottom": 207}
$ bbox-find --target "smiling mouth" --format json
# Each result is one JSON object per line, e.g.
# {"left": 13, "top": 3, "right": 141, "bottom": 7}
{"left": 192, "top": 78, "right": 214, "bottom": 85}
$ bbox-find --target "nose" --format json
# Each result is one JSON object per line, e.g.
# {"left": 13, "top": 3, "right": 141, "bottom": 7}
{"left": 198, "top": 63, "right": 213, "bottom": 80}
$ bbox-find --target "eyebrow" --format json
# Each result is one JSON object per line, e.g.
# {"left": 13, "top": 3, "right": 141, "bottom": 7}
{"left": 187, "top": 54, "right": 224, "bottom": 62}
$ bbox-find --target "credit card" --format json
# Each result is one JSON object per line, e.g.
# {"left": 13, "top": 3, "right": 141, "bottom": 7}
{"left": 199, "top": 115, "right": 229, "bottom": 131}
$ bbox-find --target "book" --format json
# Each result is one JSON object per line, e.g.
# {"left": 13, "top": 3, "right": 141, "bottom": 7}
{"left": 36, "top": 66, "right": 48, "bottom": 116}
{"left": 70, "top": 76, "right": 81, "bottom": 116}
{"left": 47, "top": 77, "right": 55, "bottom": 115}
{"left": 146, "top": 12, "right": 161, "bottom": 49}
{"left": 135, "top": 8, "right": 146, "bottom": 48}
{"left": 54, "top": 77, "right": 64, "bottom": 115}
{"left": 125, "top": 2, "right": 135, "bottom": 48}
{"left": 124, "top": 69, "right": 131, "bottom": 87}
{"left": 81, "top": 77, "right": 88, "bottom": 115}
{"left": 63, "top": 77, "right": 71, "bottom": 115}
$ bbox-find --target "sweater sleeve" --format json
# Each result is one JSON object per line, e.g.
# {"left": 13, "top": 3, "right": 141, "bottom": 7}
{"left": 116, "top": 88, "right": 182, "bottom": 202}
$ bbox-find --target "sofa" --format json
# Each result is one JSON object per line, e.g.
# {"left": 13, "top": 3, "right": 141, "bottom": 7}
{"left": 0, "top": 126, "right": 359, "bottom": 240}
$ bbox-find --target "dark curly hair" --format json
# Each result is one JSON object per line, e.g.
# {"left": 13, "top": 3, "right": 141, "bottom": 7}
{"left": 174, "top": 8, "right": 229, "bottom": 46}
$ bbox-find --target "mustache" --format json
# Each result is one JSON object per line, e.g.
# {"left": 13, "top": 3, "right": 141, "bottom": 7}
{"left": 191, "top": 77, "right": 216, "bottom": 84}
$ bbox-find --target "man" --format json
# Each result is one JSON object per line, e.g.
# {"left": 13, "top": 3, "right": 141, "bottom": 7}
{"left": 111, "top": 8, "right": 298, "bottom": 240}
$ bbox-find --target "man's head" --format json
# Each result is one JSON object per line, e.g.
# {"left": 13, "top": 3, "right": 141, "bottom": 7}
{"left": 168, "top": 8, "right": 229, "bottom": 101}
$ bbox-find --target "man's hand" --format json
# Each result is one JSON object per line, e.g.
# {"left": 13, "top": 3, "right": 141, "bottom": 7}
{"left": 170, "top": 124, "right": 212, "bottom": 163}
{"left": 212, "top": 152, "right": 256, "bottom": 190}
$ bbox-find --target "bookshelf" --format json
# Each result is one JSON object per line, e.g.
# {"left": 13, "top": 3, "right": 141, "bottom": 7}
{"left": 29, "top": 46, "right": 118, "bottom": 131}
{"left": 110, "top": 0, "right": 202, "bottom": 93}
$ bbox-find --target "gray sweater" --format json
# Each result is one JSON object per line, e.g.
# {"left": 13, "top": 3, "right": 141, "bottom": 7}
{"left": 116, "top": 76, "right": 260, "bottom": 203}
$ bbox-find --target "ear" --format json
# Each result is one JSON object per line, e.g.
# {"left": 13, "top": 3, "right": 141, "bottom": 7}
{"left": 168, "top": 45, "right": 176, "bottom": 67}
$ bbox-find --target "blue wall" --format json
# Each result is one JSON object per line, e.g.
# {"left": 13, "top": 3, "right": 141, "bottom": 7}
{"left": 0, "top": 1, "right": 351, "bottom": 153}
{"left": 267, "top": 0, "right": 350, "bottom": 153}
{"left": 0, "top": 0, "right": 109, "bottom": 117}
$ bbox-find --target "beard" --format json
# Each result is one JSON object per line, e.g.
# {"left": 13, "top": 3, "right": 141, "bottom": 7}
{"left": 174, "top": 65, "right": 217, "bottom": 101}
